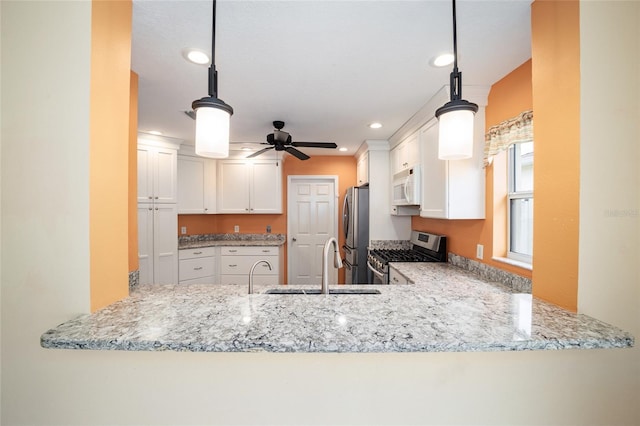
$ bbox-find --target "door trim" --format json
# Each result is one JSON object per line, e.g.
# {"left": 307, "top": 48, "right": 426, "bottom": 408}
{"left": 287, "top": 175, "right": 339, "bottom": 284}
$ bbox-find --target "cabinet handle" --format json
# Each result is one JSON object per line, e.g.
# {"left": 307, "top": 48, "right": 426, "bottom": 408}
{"left": 154, "top": 196, "right": 159, "bottom": 199}
{"left": 194, "top": 266, "right": 203, "bottom": 271}
{"left": 148, "top": 207, "right": 152, "bottom": 211}
{"left": 228, "top": 249, "right": 237, "bottom": 253}
{"left": 245, "top": 208, "right": 250, "bottom": 211}
{"left": 148, "top": 196, "right": 153, "bottom": 199}
{"left": 262, "top": 249, "right": 270, "bottom": 252}
{"left": 229, "top": 264, "right": 237, "bottom": 267}
{"left": 155, "top": 207, "right": 158, "bottom": 210}
{"left": 193, "top": 251, "right": 202, "bottom": 255}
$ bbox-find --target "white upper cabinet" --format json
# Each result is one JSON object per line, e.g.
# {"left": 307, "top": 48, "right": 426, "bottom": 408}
{"left": 390, "top": 132, "right": 420, "bottom": 175}
{"left": 177, "top": 155, "right": 217, "bottom": 214}
{"left": 356, "top": 151, "right": 369, "bottom": 186}
{"left": 217, "top": 160, "right": 282, "bottom": 214}
{"left": 419, "top": 117, "right": 485, "bottom": 219}
{"left": 138, "top": 144, "right": 177, "bottom": 204}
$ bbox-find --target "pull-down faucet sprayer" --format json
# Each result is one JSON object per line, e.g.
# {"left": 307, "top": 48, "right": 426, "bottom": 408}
{"left": 321, "top": 237, "right": 343, "bottom": 294}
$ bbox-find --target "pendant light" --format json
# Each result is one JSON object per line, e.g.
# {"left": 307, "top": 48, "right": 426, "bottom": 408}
{"left": 192, "top": 0, "right": 234, "bottom": 158}
{"left": 436, "top": 0, "right": 478, "bottom": 160}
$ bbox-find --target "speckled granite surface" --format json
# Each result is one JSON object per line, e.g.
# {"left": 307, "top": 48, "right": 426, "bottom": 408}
{"left": 41, "top": 263, "right": 633, "bottom": 353}
{"left": 448, "top": 253, "right": 532, "bottom": 293}
{"left": 179, "top": 233, "right": 286, "bottom": 249}
{"left": 369, "top": 240, "right": 411, "bottom": 250}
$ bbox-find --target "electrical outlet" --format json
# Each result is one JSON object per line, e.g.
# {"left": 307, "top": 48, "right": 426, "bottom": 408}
{"left": 180, "top": 226, "right": 187, "bottom": 235}
{"left": 476, "top": 244, "right": 484, "bottom": 260}
{"left": 234, "top": 225, "right": 239, "bottom": 233}
{"left": 266, "top": 225, "right": 271, "bottom": 233}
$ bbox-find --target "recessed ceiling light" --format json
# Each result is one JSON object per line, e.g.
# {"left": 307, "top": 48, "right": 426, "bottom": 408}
{"left": 339, "top": 147, "right": 348, "bottom": 152}
{"left": 431, "top": 53, "right": 454, "bottom": 67}
{"left": 183, "top": 49, "right": 210, "bottom": 65}
{"left": 148, "top": 130, "right": 163, "bottom": 136}
{"left": 369, "top": 122, "right": 382, "bottom": 129}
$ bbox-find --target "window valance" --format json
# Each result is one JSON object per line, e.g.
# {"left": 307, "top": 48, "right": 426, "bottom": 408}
{"left": 484, "top": 110, "right": 533, "bottom": 167}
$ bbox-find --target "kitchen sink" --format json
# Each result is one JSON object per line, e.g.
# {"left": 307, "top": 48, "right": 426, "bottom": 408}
{"left": 264, "top": 288, "right": 381, "bottom": 295}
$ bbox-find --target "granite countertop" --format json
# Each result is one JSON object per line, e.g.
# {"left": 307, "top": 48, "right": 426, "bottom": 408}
{"left": 41, "top": 263, "right": 633, "bottom": 353}
{"left": 179, "top": 233, "right": 286, "bottom": 249}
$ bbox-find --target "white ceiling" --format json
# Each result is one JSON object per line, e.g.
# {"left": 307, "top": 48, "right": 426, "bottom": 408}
{"left": 132, "top": 0, "right": 532, "bottom": 159}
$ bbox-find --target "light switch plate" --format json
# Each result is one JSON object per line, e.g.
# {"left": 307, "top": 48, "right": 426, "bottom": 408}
{"left": 234, "top": 225, "right": 239, "bottom": 233}
{"left": 476, "top": 244, "right": 484, "bottom": 260}
{"left": 180, "top": 226, "right": 187, "bottom": 235}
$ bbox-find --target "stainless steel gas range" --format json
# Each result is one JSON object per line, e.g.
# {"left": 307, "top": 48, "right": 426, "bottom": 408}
{"left": 367, "top": 231, "right": 447, "bottom": 284}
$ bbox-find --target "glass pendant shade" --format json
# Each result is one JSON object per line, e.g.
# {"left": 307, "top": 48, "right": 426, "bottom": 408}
{"left": 437, "top": 107, "right": 475, "bottom": 160}
{"left": 194, "top": 102, "right": 232, "bottom": 158}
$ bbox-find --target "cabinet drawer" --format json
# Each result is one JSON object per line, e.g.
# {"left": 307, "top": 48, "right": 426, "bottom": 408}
{"left": 179, "top": 275, "right": 216, "bottom": 285}
{"left": 220, "top": 246, "right": 278, "bottom": 256}
{"left": 220, "top": 274, "right": 279, "bottom": 286}
{"left": 179, "top": 246, "right": 217, "bottom": 260}
{"left": 389, "top": 267, "right": 411, "bottom": 285}
{"left": 220, "top": 256, "right": 278, "bottom": 275}
{"left": 179, "top": 257, "right": 215, "bottom": 281}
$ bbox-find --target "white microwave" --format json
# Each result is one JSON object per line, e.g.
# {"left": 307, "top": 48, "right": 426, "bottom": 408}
{"left": 392, "top": 165, "right": 421, "bottom": 206}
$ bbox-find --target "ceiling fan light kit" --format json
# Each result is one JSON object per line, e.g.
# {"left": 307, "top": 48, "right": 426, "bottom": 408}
{"left": 436, "top": 0, "right": 478, "bottom": 161}
{"left": 192, "top": 0, "right": 234, "bottom": 159}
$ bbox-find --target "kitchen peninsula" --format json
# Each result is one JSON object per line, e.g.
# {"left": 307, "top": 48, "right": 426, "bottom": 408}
{"left": 42, "top": 263, "right": 633, "bottom": 353}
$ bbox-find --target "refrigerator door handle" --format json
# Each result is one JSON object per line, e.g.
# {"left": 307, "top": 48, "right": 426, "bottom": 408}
{"left": 342, "top": 193, "right": 349, "bottom": 239}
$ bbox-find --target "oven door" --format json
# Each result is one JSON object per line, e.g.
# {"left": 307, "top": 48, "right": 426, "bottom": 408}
{"left": 367, "top": 261, "right": 387, "bottom": 285}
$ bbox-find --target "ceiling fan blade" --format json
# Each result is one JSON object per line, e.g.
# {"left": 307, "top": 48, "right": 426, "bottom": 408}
{"left": 291, "top": 142, "right": 337, "bottom": 149}
{"left": 285, "top": 146, "right": 310, "bottom": 160}
{"left": 246, "top": 146, "right": 274, "bottom": 158}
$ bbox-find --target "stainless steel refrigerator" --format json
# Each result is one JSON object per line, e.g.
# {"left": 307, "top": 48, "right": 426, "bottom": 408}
{"left": 342, "top": 185, "right": 369, "bottom": 284}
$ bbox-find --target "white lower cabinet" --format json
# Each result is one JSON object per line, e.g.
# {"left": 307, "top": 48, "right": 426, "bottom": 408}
{"left": 388, "top": 265, "right": 410, "bottom": 285}
{"left": 138, "top": 203, "right": 178, "bottom": 285}
{"left": 178, "top": 247, "right": 217, "bottom": 284}
{"left": 219, "top": 246, "right": 280, "bottom": 286}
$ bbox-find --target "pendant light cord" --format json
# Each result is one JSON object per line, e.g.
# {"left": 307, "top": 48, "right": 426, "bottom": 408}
{"left": 208, "top": 0, "right": 218, "bottom": 98}
{"left": 449, "top": 0, "right": 462, "bottom": 102}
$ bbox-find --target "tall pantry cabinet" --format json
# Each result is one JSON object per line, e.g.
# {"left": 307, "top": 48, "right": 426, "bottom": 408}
{"left": 137, "top": 137, "right": 179, "bottom": 285}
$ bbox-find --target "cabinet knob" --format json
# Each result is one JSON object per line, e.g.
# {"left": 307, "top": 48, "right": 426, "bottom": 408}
{"left": 245, "top": 208, "right": 250, "bottom": 211}
{"left": 148, "top": 196, "right": 153, "bottom": 200}
{"left": 154, "top": 196, "right": 159, "bottom": 199}
{"left": 292, "top": 238, "right": 297, "bottom": 242}
{"left": 148, "top": 207, "right": 152, "bottom": 211}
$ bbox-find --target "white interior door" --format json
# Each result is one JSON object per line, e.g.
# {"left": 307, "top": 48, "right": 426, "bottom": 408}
{"left": 288, "top": 176, "right": 338, "bottom": 285}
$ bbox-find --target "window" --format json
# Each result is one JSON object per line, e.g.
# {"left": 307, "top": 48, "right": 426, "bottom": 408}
{"left": 507, "top": 141, "right": 533, "bottom": 263}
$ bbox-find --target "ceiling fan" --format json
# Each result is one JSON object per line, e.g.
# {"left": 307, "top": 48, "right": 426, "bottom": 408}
{"left": 247, "top": 121, "right": 337, "bottom": 160}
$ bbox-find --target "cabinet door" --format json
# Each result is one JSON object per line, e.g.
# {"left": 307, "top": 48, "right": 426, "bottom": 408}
{"left": 217, "top": 161, "right": 251, "bottom": 213}
{"left": 357, "top": 152, "right": 369, "bottom": 185}
{"left": 137, "top": 147, "right": 154, "bottom": 203}
{"left": 178, "top": 156, "right": 206, "bottom": 214}
{"left": 420, "top": 123, "right": 448, "bottom": 218}
{"left": 153, "top": 203, "right": 178, "bottom": 284}
{"left": 406, "top": 134, "right": 420, "bottom": 168}
{"left": 153, "top": 148, "right": 177, "bottom": 203}
{"left": 251, "top": 161, "right": 282, "bottom": 213}
{"left": 137, "top": 204, "right": 154, "bottom": 284}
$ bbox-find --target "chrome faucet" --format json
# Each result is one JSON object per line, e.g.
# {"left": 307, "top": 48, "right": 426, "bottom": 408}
{"left": 249, "top": 260, "right": 272, "bottom": 294}
{"left": 321, "top": 237, "right": 343, "bottom": 294}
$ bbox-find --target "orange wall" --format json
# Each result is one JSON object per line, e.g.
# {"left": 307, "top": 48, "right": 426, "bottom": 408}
{"left": 178, "top": 156, "right": 356, "bottom": 283}
{"left": 411, "top": 60, "right": 533, "bottom": 279}
{"left": 90, "top": 0, "right": 132, "bottom": 311}
{"left": 531, "top": 0, "right": 581, "bottom": 311}
{"left": 129, "top": 71, "right": 139, "bottom": 272}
